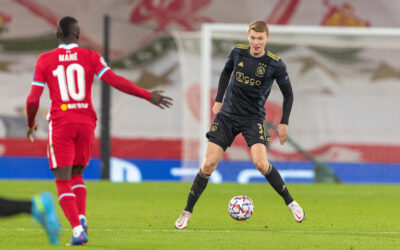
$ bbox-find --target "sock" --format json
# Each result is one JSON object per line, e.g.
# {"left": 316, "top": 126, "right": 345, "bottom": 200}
{"left": 71, "top": 174, "right": 86, "bottom": 217}
{"left": 79, "top": 214, "right": 87, "bottom": 224}
{"left": 264, "top": 165, "right": 294, "bottom": 205}
{"left": 0, "top": 198, "right": 32, "bottom": 216}
{"left": 55, "top": 179, "right": 81, "bottom": 228}
{"left": 184, "top": 170, "right": 210, "bottom": 213}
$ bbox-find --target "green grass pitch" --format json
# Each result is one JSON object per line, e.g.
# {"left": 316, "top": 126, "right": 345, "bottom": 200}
{"left": 0, "top": 181, "right": 399, "bottom": 249}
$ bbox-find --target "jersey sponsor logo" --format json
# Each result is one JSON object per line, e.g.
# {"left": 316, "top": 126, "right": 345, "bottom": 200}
{"left": 238, "top": 61, "right": 244, "bottom": 67}
{"left": 235, "top": 71, "right": 261, "bottom": 86}
{"left": 60, "top": 103, "right": 89, "bottom": 111}
{"left": 256, "top": 63, "right": 266, "bottom": 77}
{"left": 59, "top": 52, "right": 78, "bottom": 62}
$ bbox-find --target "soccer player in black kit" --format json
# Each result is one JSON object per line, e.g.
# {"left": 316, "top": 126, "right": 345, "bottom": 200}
{"left": 175, "top": 20, "right": 305, "bottom": 229}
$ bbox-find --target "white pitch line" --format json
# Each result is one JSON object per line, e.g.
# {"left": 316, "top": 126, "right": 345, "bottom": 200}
{"left": 0, "top": 228, "right": 399, "bottom": 235}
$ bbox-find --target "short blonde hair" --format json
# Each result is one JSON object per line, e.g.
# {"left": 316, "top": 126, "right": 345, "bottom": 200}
{"left": 248, "top": 20, "right": 269, "bottom": 36}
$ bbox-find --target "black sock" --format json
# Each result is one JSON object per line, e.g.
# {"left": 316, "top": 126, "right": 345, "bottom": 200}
{"left": 264, "top": 165, "right": 294, "bottom": 205}
{"left": 0, "top": 198, "right": 32, "bottom": 217}
{"left": 184, "top": 170, "right": 210, "bottom": 213}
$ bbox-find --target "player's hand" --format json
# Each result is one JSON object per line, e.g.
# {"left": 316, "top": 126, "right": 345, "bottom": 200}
{"left": 150, "top": 90, "right": 173, "bottom": 109}
{"left": 212, "top": 102, "right": 222, "bottom": 115}
{"left": 27, "top": 123, "right": 38, "bottom": 142}
{"left": 277, "top": 124, "right": 288, "bottom": 145}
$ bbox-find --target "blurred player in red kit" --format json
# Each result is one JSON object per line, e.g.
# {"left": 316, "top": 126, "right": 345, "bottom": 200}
{"left": 26, "top": 16, "right": 173, "bottom": 246}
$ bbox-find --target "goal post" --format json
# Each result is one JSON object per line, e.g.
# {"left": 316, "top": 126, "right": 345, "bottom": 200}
{"left": 174, "top": 23, "right": 400, "bottom": 176}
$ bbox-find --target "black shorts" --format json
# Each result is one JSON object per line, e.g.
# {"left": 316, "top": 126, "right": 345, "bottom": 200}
{"left": 206, "top": 113, "right": 271, "bottom": 151}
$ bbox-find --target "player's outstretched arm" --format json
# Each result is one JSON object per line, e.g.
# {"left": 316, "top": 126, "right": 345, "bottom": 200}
{"left": 149, "top": 90, "right": 173, "bottom": 109}
{"left": 101, "top": 70, "right": 173, "bottom": 108}
{"left": 101, "top": 70, "right": 151, "bottom": 99}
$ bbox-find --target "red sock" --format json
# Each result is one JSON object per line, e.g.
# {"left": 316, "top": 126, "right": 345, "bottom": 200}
{"left": 71, "top": 174, "right": 86, "bottom": 216}
{"left": 55, "top": 179, "right": 81, "bottom": 228}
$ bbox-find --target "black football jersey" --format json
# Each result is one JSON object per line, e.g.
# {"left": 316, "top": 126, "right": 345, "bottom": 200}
{"left": 220, "top": 44, "right": 290, "bottom": 120}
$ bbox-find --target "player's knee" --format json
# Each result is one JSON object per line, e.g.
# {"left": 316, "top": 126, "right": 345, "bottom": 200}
{"left": 253, "top": 160, "right": 269, "bottom": 174}
{"left": 52, "top": 166, "right": 73, "bottom": 179}
{"left": 201, "top": 158, "right": 218, "bottom": 175}
{"left": 72, "top": 165, "right": 85, "bottom": 175}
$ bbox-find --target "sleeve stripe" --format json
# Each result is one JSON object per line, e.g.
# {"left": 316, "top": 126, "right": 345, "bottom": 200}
{"left": 97, "top": 66, "right": 110, "bottom": 78}
{"left": 32, "top": 81, "right": 45, "bottom": 87}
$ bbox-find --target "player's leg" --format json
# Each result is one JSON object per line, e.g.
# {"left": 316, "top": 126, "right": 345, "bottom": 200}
{"left": 71, "top": 165, "right": 87, "bottom": 234}
{"left": 175, "top": 113, "right": 234, "bottom": 229}
{"left": 71, "top": 123, "right": 94, "bottom": 235}
{"left": 49, "top": 121, "right": 87, "bottom": 245}
{"left": 0, "top": 194, "right": 60, "bottom": 245}
{"left": 250, "top": 143, "right": 293, "bottom": 204}
{"left": 53, "top": 166, "right": 86, "bottom": 241}
{"left": 0, "top": 197, "right": 31, "bottom": 216}
{"left": 186, "top": 142, "right": 224, "bottom": 212}
{"left": 242, "top": 120, "right": 305, "bottom": 222}
{"left": 175, "top": 142, "right": 225, "bottom": 229}
{"left": 250, "top": 143, "right": 305, "bottom": 222}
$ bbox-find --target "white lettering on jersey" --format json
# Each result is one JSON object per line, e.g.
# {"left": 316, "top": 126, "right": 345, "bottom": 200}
{"left": 59, "top": 52, "right": 78, "bottom": 62}
{"left": 66, "top": 103, "right": 89, "bottom": 109}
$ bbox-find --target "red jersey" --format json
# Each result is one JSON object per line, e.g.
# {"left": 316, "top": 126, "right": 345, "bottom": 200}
{"left": 32, "top": 43, "right": 109, "bottom": 126}
{"left": 27, "top": 43, "right": 152, "bottom": 128}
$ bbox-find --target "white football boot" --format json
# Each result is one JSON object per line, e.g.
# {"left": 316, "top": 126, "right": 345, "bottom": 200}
{"left": 174, "top": 211, "right": 192, "bottom": 229}
{"left": 288, "top": 200, "right": 306, "bottom": 223}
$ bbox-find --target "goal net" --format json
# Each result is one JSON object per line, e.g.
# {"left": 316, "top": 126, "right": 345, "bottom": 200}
{"left": 173, "top": 24, "right": 400, "bottom": 179}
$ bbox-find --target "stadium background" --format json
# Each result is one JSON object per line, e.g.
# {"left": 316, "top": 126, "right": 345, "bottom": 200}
{"left": 0, "top": 0, "right": 400, "bottom": 183}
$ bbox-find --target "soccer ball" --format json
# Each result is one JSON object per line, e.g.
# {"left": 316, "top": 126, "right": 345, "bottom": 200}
{"left": 228, "top": 195, "right": 254, "bottom": 221}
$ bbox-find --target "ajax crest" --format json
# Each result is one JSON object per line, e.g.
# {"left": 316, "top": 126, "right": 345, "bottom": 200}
{"left": 256, "top": 63, "right": 266, "bottom": 77}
